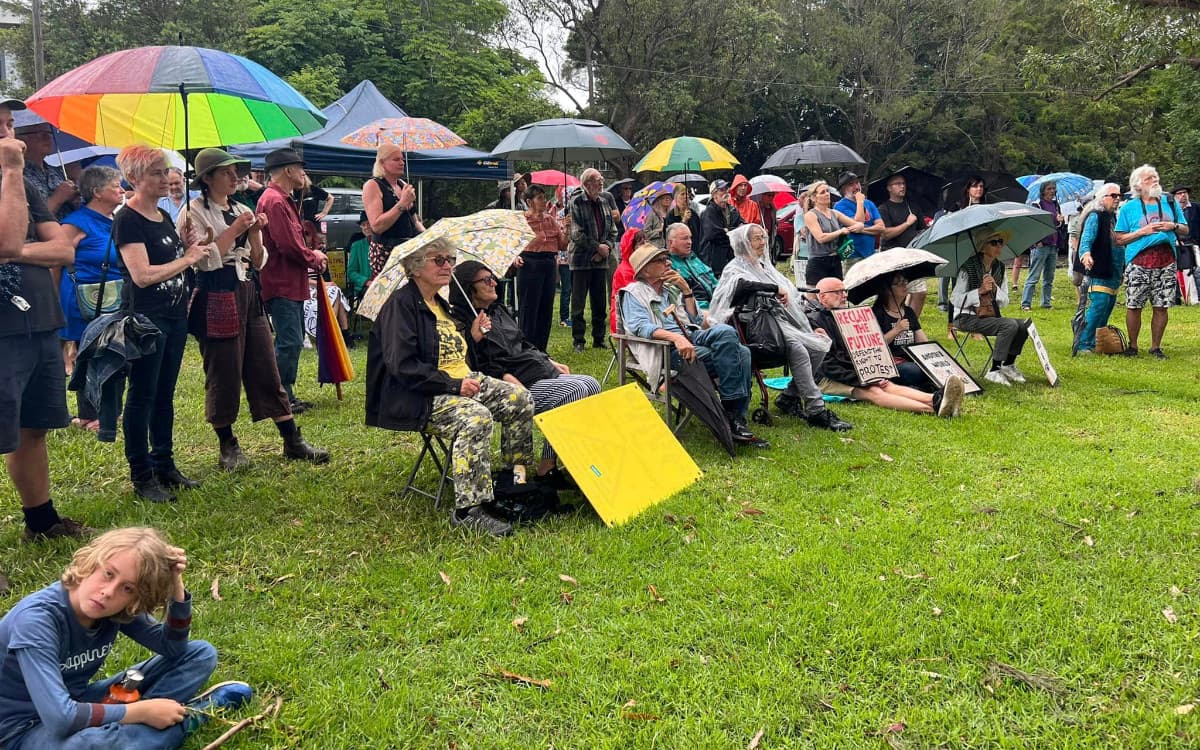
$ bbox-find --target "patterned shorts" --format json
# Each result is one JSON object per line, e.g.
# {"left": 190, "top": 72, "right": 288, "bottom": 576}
{"left": 1124, "top": 262, "right": 1177, "bottom": 309}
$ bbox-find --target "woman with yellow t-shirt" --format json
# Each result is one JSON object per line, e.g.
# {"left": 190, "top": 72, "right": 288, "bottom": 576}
{"left": 365, "top": 237, "right": 534, "bottom": 537}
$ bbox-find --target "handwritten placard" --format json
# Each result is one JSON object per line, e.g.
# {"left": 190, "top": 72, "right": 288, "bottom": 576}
{"left": 902, "top": 341, "right": 983, "bottom": 395}
{"left": 1025, "top": 320, "right": 1059, "bottom": 387}
{"left": 830, "top": 305, "right": 899, "bottom": 384}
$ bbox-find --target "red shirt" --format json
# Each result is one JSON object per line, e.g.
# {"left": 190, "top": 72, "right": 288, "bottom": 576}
{"left": 257, "top": 184, "right": 325, "bottom": 302}
{"left": 524, "top": 209, "right": 567, "bottom": 253}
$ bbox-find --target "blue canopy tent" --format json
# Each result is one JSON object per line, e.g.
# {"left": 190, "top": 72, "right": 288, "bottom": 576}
{"left": 231, "top": 80, "right": 508, "bottom": 181}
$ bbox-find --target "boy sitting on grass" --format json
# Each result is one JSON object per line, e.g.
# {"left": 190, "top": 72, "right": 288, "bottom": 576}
{"left": 0, "top": 527, "right": 252, "bottom": 749}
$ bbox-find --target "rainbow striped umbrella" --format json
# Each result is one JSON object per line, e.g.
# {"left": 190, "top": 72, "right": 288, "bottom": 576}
{"left": 633, "top": 136, "right": 739, "bottom": 174}
{"left": 315, "top": 276, "right": 355, "bottom": 399}
{"left": 26, "top": 46, "right": 326, "bottom": 150}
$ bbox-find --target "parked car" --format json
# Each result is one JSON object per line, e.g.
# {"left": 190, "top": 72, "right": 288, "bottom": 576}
{"left": 320, "top": 187, "right": 366, "bottom": 251}
{"left": 772, "top": 200, "right": 802, "bottom": 265}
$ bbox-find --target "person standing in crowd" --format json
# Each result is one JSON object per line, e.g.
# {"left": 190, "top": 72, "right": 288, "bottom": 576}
{"left": 641, "top": 188, "right": 673, "bottom": 250}
{"left": 113, "top": 145, "right": 208, "bottom": 502}
{"left": 699, "top": 179, "right": 743, "bottom": 278}
{"left": 1114, "top": 164, "right": 1189, "bottom": 358}
{"left": 231, "top": 171, "right": 264, "bottom": 210}
{"left": 519, "top": 184, "right": 567, "bottom": 351}
{"left": 1075, "top": 184, "right": 1124, "bottom": 355}
{"left": 1021, "top": 181, "right": 1065, "bottom": 311}
{"left": 1066, "top": 190, "right": 1092, "bottom": 320}
{"left": 608, "top": 180, "right": 635, "bottom": 235}
{"left": 833, "top": 172, "right": 883, "bottom": 269}
{"left": 0, "top": 97, "right": 91, "bottom": 554}
{"left": 939, "top": 175, "right": 986, "bottom": 311}
{"left": 1173, "top": 185, "right": 1198, "bottom": 267}
{"left": 295, "top": 174, "right": 332, "bottom": 226}
{"left": 666, "top": 223, "right": 717, "bottom": 309}
{"left": 950, "top": 227, "right": 1030, "bottom": 386}
{"left": 181, "top": 148, "right": 329, "bottom": 470}
{"left": 729, "top": 175, "right": 761, "bottom": 227}
{"left": 802, "top": 180, "right": 863, "bottom": 287}
{"left": 256, "top": 148, "right": 328, "bottom": 414}
{"left": 346, "top": 211, "right": 374, "bottom": 301}
{"left": 567, "top": 168, "right": 618, "bottom": 352}
{"left": 59, "top": 166, "right": 124, "bottom": 432}
{"left": 156, "top": 167, "right": 189, "bottom": 223}
{"left": 665, "top": 183, "right": 702, "bottom": 243}
{"left": 877, "top": 171, "right": 931, "bottom": 317}
{"left": 15, "top": 122, "right": 79, "bottom": 221}
{"left": 362, "top": 144, "right": 425, "bottom": 279}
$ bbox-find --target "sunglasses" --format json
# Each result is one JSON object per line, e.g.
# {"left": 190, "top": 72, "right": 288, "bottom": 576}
{"left": 427, "top": 255, "right": 456, "bottom": 267}
{"left": 473, "top": 275, "right": 498, "bottom": 286}
{"left": 986, "top": 238, "right": 1005, "bottom": 247}
{"left": 1105, "top": 193, "right": 1121, "bottom": 199}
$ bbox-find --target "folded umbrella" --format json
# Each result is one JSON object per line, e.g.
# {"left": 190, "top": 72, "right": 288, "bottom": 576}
{"left": 314, "top": 277, "right": 355, "bottom": 400}
{"left": 669, "top": 357, "right": 736, "bottom": 457}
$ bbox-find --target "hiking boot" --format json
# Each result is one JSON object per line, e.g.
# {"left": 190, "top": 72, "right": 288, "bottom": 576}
{"left": 219, "top": 439, "right": 250, "bottom": 472}
{"left": 999, "top": 364, "right": 1026, "bottom": 384}
{"left": 806, "top": 408, "right": 853, "bottom": 432}
{"left": 21, "top": 516, "right": 95, "bottom": 543}
{"left": 451, "top": 505, "right": 514, "bottom": 537}
{"left": 936, "top": 376, "right": 965, "bottom": 418}
{"left": 730, "top": 419, "right": 770, "bottom": 448}
{"left": 155, "top": 466, "right": 200, "bottom": 490}
{"left": 775, "top": 393, "right": 806, "bottom": 417}
{"left": 983, "top": 369, "right": 1011, "bottom": 386}
{"left": 133, "top": 476, "right": 176, "bottom": 503}
{"left": 283, "top": 428, "right": 330, "bottom": 464}
{"left": 1149, "top": 347, "right": 1167, "bottom": 360}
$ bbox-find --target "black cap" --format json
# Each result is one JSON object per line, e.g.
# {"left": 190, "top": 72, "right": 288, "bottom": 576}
{"left": 264, "top": 148, "right": 304, "bottom": 171}
{"left": 0, "top": 96, "right": 27, "bottom": 111}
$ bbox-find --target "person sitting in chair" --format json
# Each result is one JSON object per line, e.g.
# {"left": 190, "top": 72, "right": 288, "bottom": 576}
{"left": 708, "top": 224, "right": 852, "bottom": 432}
{"left": 449, "top": 260, "right": 601, "bottom": 487}
{"left": 620, "top": 243, "right": 768, "bottom": 448}
{"left": 950, "top": 227, "right": 1030, "bottom": 386}
{"left": 810, "top": 277, "right": 964, "bottom": 417}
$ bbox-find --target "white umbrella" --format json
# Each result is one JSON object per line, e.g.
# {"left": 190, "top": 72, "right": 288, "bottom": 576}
{"left": 843, "top": 247, "right": 948, "bottom": 304}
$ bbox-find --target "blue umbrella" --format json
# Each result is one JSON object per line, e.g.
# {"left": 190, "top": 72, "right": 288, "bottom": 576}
{"left": 913, "top": 202, "right": 1056, "bottom": 277}
{"left": 620, "top": 181, "right": 673, "bottom": 231}
{"left": 1027, "top": 172, "right": 1094, "bottom": 203}
{"left": 1017, "top": 174, "right": 1041, "bottom": 189}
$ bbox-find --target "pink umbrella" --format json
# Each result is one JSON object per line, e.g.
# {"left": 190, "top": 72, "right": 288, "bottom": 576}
{"left": 528, "top": 169, "right": 580, "bottom": 188}
{"left": 749, "top": 175, "right": 795, "bottom": 197}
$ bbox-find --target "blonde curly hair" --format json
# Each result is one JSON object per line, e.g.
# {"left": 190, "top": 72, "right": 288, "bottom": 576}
{"left": 61, "top": 527, "right": 178, "bottom": 622}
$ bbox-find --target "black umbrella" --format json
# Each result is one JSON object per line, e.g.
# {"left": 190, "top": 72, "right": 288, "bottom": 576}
{"left": 667, "top": 173, "right": 708, "bottom": 191}
{"left": 940, "top": 171, "right": 1027, "bottom": 211}
{"left": 866, "top": 166, "right": 944, "bottom": 217}
{"left": 670, "top": 358, "right": 736, "bottom": 457}
{"left": 762, "top": 140, "right": 867, "bottom": 172}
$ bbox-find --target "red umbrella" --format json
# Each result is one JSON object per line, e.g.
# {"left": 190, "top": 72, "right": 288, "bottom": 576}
{"left": 527, "top": 169, "right": 580, "bottom": 188}
{"left": 315, "top": 277, "right": 354, "bottom": 399}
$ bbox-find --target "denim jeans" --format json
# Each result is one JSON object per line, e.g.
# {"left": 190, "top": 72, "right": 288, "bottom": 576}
{"left": 1021, "top": 245, "right": 1057, "bottom": 308}
{"left": 123, "top": 315, "right": 187, "bottom": 480}
{"left": 7, "top": 641, "right": 216, "bottom": 750}
{"left": 266, "top": 297, "right": 304, "bottom": 401}
{"left": 670, "top": 323, "right": 751, "bottom": 419}
{"left": 1078, "top": 275, "right": 1120, "bottom": 350}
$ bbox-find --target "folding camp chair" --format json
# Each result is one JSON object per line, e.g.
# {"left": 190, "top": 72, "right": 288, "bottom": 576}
{"left": 401, "top": 432, "right": 453, "bottom": 509}
{"left": 947, "top": 307, "right": 995, "bottom": 378}
{"left": 612, "top": 291, "right": 694, "bottom": 435}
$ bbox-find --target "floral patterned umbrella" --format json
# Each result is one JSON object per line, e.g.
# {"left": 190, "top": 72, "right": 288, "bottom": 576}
{"left": 357, "top": 209, "right": 534, "bottom": 321}
{"left": 620, "top": 181, "right": 673, "bottom": 231}
{"left": 340, "top": 117, "right": 467, "bottom": 151}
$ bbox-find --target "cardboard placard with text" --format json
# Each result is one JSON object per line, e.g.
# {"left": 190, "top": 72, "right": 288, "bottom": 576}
{"left": 1025, "top": 320, "right": 1059, "bottom": 387}
{"left": 830, "top": 306, "right": 899, "bottom": 384}
{"left": 902, "top": 341, "right": 983, "bottom": 395}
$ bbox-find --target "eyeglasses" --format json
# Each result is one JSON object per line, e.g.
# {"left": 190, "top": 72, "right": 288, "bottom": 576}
{"left": 986, "top": 238, "right": 1005, "bottom": 247}
{"left": 1105, "top": 193, "right": 1121, "bottom": 199}
{"left": 473, "top": 275, "right": 498, "bottom": 286}
{"left": 427, "top": 255, "right": 456, "bottom": 267}
{"left": 821, "top": 288, "right": 848, "bottom": 295}
{"left": 891, "top": 279, "right": 909, "bottom": 287}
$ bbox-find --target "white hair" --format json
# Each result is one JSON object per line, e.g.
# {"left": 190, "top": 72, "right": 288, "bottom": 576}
{"left": 1129, "top": 165, "right": 1160, "bottom": 199}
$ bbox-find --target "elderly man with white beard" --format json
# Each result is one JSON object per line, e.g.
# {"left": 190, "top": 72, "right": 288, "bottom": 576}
{"left": 1113, "top": 165, "right": 1189, "bottom": 359}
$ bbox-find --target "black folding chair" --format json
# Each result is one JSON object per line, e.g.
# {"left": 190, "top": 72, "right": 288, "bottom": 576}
{"left": 401, "top": 432, "right": 453, "bottom": 509}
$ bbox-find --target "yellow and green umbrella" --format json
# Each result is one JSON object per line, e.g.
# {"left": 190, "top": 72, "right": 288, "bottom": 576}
{"left": 633, "top": 136, "right": 739, "bottom": 173}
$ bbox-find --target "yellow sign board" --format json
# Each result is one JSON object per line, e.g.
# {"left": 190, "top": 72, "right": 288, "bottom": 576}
{"left": 534, "top": 384, "right": 702, "bottom": 526}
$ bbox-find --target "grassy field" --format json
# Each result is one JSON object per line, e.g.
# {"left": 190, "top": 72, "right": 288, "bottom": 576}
{"left": 4, "top": 274, "right": 1200, "bottom": 749}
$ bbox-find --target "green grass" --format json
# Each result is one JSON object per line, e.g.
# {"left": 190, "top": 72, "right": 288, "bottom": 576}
{"left": 5, "top": 274, "right": 1200, "bottom": 748}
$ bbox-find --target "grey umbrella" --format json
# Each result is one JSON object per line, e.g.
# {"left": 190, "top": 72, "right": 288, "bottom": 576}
{"left": 490, "top": 118, "right": 635, "bottom": 163}
{"left": 666, "top": 173, "right": 707, "bottom": 191}
{"left": 912, "top": 202, "right": 1055, "bottom": 278}
{"left": 761, "top": 140, "right": 866, "bottom": 172}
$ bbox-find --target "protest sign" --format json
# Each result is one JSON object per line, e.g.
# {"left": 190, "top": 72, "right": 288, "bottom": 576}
{"left": 1026, "top": 320, "right": 1059, "bottom": 386}
{"left": 830, "top": 306, "right": 899, "bottom": 384}
{"left": 902, "top": 341, "right": 983, "bottom": 395}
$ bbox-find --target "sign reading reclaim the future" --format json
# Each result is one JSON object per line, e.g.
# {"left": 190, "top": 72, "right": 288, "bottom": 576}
{"left": 830, "top": 306, "right": 899, "bottom": 384}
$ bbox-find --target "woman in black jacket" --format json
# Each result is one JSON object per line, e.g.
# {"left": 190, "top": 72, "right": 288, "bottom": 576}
{"left": 365, "top": 238, "right": 534, "bottom": 537}
{"left": 449, "top": 260, "right": 600, "bottom": 484}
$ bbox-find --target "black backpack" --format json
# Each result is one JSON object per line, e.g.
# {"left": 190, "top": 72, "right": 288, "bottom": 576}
{"left": 487, "top": 468, "right": 571, "bottom": 524}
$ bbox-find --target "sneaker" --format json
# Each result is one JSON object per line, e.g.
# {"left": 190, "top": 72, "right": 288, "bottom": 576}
{"left": 559, "top": 320, "right": 569, "bottom": 327}
{"left": 983, "top": 368, "right": 1011, "bottom": 387}
{"left": 132, "top": 477, "right": 176, "bottom": 503}
{"left": 573, "top": 343, "right": 585, "bottom": 353}
{"left": 806, "top": 408, "right": 853, "bottom": 432}
{"left": 1149, "top": 347, "right": 1167, "bottom": 360}
{"left": 999, "top": 364, "right": 1026, "bottom": 384}
{"left": 1020, "top": 305, "right": 1032, "bottom": 312}
{"left": 1010, "top": 284, "right": 1018, "bottom": 293}
{"left": 937, "top": 376, "right": 965, "bottom": 418}
{"left": 452, "top": 505, "right": 514, "bottom": 537}
{"left": 1120, "top": 347, "right": 1139, "bottom": 357}
{"left": 1076, "top": 348, "right": 1094, "bottom": 356}
{"left": 189, "top": 680, "right": 254, "bottom": 712}
{"left": 1040, "top": 304, "right": 1052, "bottom": 309}
{"left": 730, "top": 419, "right": 770, "bottom": 448}
{"left": 22, "top": 516, "right": 95, "bottom": 543}
{"left": 775, "top": 393, "right": 806, "bottom": 417}
{"left": 288, "top": 399, "right": 308, "bottom": 415}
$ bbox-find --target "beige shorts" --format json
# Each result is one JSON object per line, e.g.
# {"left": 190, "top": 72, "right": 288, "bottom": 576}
{"left": 906, "top": 278, "right": 927, "bottom": 294}
{"left": 818, "top": 377, "right": 856, "bottom": 398}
